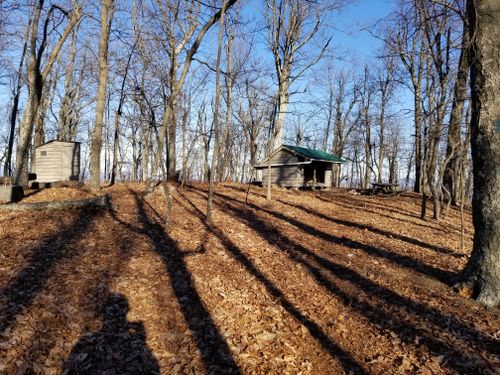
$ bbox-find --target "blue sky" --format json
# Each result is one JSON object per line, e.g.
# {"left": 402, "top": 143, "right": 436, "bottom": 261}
{"left": 1, "top": 0, "right": 412, "bottom": 161}
{"left": 333, "top": 0, "right": 394, "bottom": 58}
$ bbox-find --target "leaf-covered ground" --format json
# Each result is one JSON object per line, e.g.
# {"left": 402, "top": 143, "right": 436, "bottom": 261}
{"left": 0, "top": 183, "right": 498, "bottom": 374}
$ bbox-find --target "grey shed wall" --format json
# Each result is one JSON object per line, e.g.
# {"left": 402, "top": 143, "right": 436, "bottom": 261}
{"left": 261, "top": 165, "right": 304, "bottom": 187}
{"left": 259, "top": 149, "right": 304, "bottom": 187}
{"left": 34, "top": 141, "right": 80, "bottom": 182}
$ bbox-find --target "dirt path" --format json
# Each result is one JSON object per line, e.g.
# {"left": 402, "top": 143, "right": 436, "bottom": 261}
{"left": 0, "top": 183, "right": 498, "bottom": 374}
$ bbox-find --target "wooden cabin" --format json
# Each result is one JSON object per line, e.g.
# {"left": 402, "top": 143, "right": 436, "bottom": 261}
{"left": 253, "top": 145, "right": 346, "bottom": 189}
{"left": 33, "top": 140, "right": 81, "bottom": 183}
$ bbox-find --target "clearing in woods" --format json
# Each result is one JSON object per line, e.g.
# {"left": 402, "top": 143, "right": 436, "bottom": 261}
{"left": 0, "top": 183, "right": 498, "bottom": 374}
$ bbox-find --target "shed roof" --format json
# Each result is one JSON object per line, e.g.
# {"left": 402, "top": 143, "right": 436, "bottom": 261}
{"left": 254, "top": 145, "right": 347, "bottom": 168}
{"left": 37, "top": 139, "right": 80, "bottom": 148}
{"left": 283, "top": 145, "right": 346, "bottom": 163}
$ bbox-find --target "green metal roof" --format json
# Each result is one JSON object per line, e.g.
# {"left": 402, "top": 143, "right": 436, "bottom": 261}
{"left": 283, "top": 145, "right": 347, "bottom": 163}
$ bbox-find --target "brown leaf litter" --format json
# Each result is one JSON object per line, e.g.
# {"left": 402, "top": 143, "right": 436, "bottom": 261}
{"left": 0, "top": 182, "right": 498, "bottom": 374}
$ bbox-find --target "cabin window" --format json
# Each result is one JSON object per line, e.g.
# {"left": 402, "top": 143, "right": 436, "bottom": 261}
{"left": 40, "top": 151, "right": 47, "bottom": 156}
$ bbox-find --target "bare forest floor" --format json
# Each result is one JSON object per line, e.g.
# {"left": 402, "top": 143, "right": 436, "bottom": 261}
{"left": 0, "top": 183, "right": 498, "bottom": 374}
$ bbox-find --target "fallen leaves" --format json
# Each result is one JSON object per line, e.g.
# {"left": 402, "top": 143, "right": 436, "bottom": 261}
{"left": 0, "top": 183, "right": 498, "bottom": 374}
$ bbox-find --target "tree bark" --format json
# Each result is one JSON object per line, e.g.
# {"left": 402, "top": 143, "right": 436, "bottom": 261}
{"left": 218, "top": 28, "right": 234, "bottom": 181}
{"left": 89, "top": 0, "right": 114, "bottom": 190}
{"left": 206, "top": 0, "right": 227, "bottom": 224}
{"left": 111, "top": 42, "right": 136, "bottom": 185}
{"left": 273, "top": 81, "right": 289, "bottom": 149}
{"left": 4, "top": 11, "right": 31, "bottom": 177}
{"left": 444, "top": 11, "right": 469, "bottom": 205}
{"left": 58, "top": 27, "right": 79, "bottom": 141}
{"left": 457, "top": 0, "right": 500, "bottom": 307}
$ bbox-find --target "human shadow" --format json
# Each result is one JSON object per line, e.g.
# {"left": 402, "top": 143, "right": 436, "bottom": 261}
{"left": 200, "top": 188, "right": 457, "bottom": 284}
{"left": 109, "top": 190, "right": 241, "bottom": 374}
{"left": 175, "top": 191, "right": 369, "bottom": 375}
{"left": 63, "top": 293, "right": 160, "bottom": 374}
{"left": 190, "top": 188, "right": 497, "bottom": 374}
{"left": 0, "top": 207, "right": 103, "bottom": 335}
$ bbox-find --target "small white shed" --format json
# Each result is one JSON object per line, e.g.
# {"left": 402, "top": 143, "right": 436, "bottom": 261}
{"left": 33, "top": 140, "right": 80, "bottom": 183}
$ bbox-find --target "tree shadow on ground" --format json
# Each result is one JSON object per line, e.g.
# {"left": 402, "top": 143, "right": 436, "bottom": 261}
{"left": 109, "top": 190, "right": 241, "bottom": 374}
{"left": 207, "top": 188, "right": 457, "bottom": 284}
{"left": 271, "top": 195, "right": 461, "bottom": 257}
{"left": 185, "top": 187, "right": 497, "bottom": 374}
{"left": 175, "top": 191, "right": 370, "bottom": 375}
{"left": 63, "top": 293, "right": 160, "bottom": 374}
{"left": 323, "top": 196, "right": 454, "bottom": 234}
{"left": 228, "top": 184, "right": 459, "bottom": 236}
{"left": 322, "top": 192, "right": 423, "bottom": 220}
{"left": 225, "top": 184, "right": 461, "bottom": 256}
{"left": 0, "top": 207, "right": 103, "bottom": 335}
{"left": 317, "top": 194, "right": 469, "bottom": 235}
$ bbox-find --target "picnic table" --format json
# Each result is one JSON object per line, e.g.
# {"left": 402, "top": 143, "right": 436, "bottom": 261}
{"left": 371, "top": 182, "right": 400, "bottom": 195}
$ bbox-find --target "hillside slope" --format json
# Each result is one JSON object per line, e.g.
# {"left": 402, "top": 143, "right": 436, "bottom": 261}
{"left": 0, "top": 183, "right": 498, "bottom": 374}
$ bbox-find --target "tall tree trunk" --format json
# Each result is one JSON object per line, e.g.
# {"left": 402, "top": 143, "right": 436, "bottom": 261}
{"left": 206, "top": 0, "right": 227, "bottom": 223}
{"left": 444, "top": 12, "right": 469, "bottom": 205}
{"left": 273, "top": 80, "right": 289, "bottom": 149}
{"left": 34, "top": 68, "right": 59, "bottom": 149}
{"left": 457, "top": 0, "right": 500, "bottom": 307}
{"left": 58, "top": 27, "right": 79, "bottom": 141}
{"left": 180, "top": 98, "right": 188, "bottom": 188}
{"left": 89, "top": 0, "right": 114, "bottom": 190}
{"left": 377, "top": 75, "right": 390, "bottom": 184}
{"left": 4, "top": 12, "right": 31, "bottom": 177}
{"left": 413, "top": 90, "right": 423, "bottom": 193}
{"left": 111, "top": 42, "right": 136, "bottom": 185}
{"left": 323, "top": 78, "right": 334, "bottom": 152}
{"left": 218, "top": 29, "right": 234, "bottom": 181}
{"left": 362, "top": 69, "right": 372, "bottom": 190}
{"left": 364, "top": 126, "right": 371, "bottom": 189}
{"left": 14, "top": 0, "right": 44, "bottom": 186}
{"left": 141, "top": 125, "right": 151, "bottom": 181}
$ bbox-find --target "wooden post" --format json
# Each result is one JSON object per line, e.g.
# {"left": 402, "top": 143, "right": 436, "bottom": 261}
{"left": 313, "top": 165, "right": 317, "bottom": 191}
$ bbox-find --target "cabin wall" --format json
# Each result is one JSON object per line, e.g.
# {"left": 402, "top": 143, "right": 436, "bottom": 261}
{"left": 261, "top": 165, "right": 304, "bottom": 187}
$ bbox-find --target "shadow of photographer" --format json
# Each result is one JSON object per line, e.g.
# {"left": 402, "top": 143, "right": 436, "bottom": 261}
{"left": 63, "top": 293, "right": 160, "bottom": 375}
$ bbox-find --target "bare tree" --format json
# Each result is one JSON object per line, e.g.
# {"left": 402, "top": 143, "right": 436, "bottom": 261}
{"left": 265, "top": 0, "right": 335, "bottom": 149}
{"left": 330, "top": 71, "right": 358, "bottom": 187}
{"left": 217, "top": 24, "right": 235, "bottom": 181}
{"left": 375, "top": 59, "right": 396, "bottom": 183}
{"left": 206, "top": 0, "right": 227, "bottom": 223}
{"left": 110, "top": 41, "right": 136, "bottom": 186}
{"left": 385, "top": 1, "right": 426, "bottom": 193}
{"left": 151, "top": 0, "right": 238, "bottom": 181}
{"left": 456, "top": 0, "right": 500, "bottom": 307}
{"left": 89, "top": 0, "right": 115, "bottom": 190}
{"left": 443, "top": 1, "right": 469, "bottom": 205}
{"left": 58, "top": 26, "right": 81, "bottom": 141}
{"left": 3, "top": 8, "right": 32, "bottom": 176}
{"left": 14, "top": 0, "right": 82, "bottom": 185}
{"left": 360, "top": 67, "right": 376, "bottom": 189}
